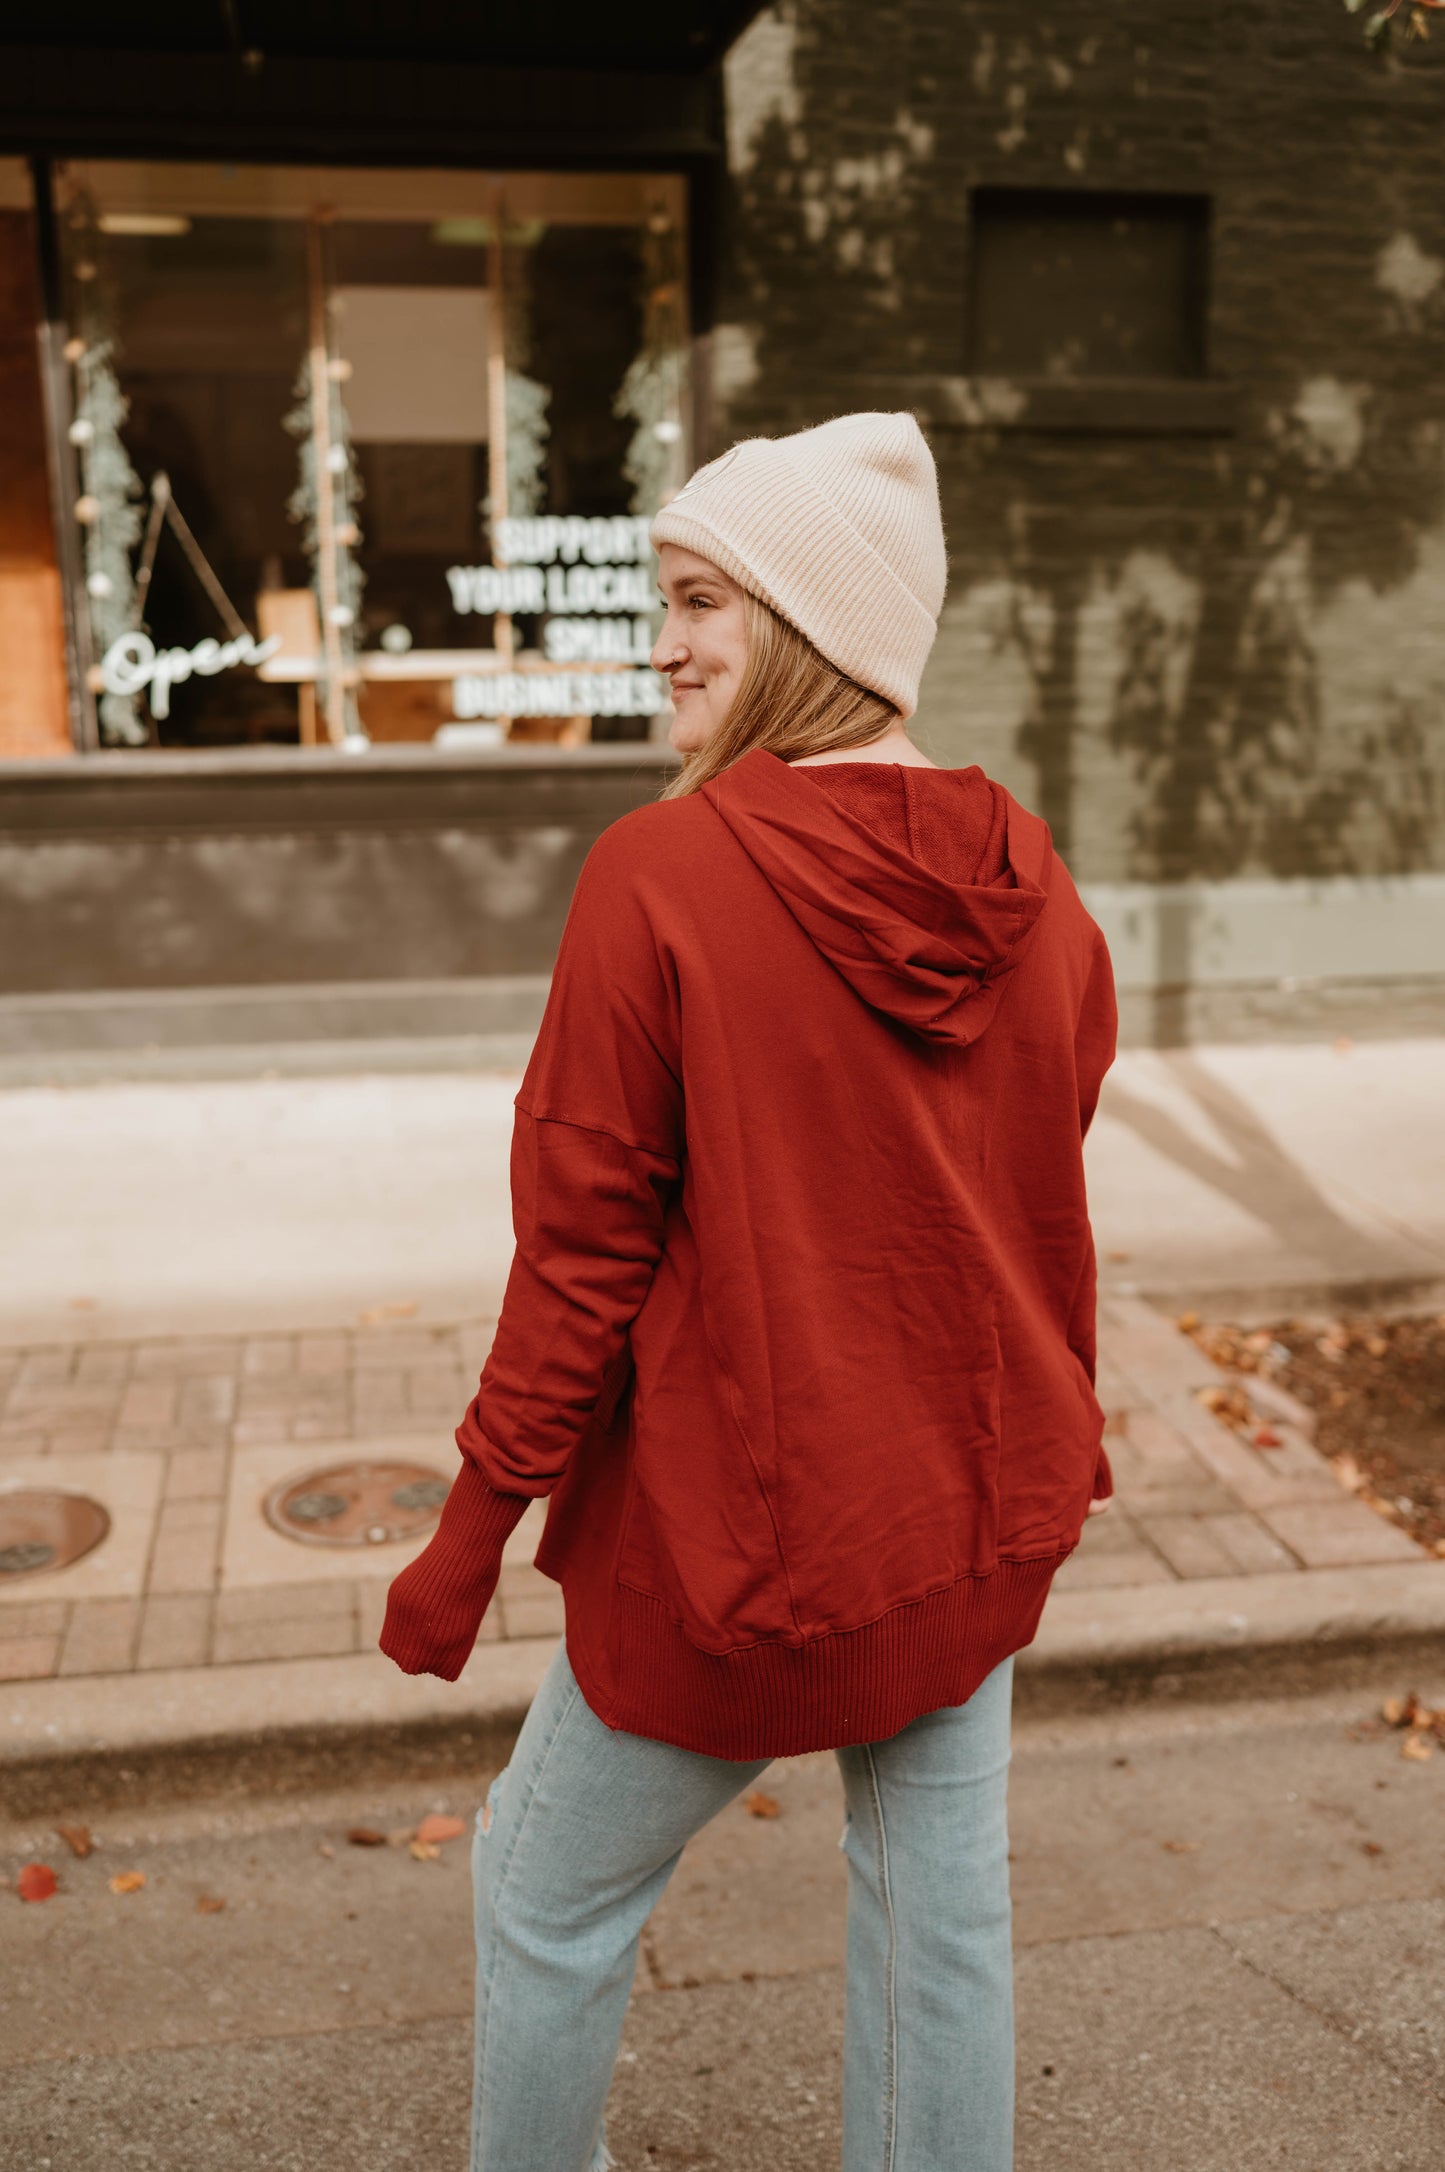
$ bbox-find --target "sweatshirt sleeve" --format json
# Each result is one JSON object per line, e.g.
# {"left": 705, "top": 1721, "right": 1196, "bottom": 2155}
{"left": 1075, "top": 922, "right": 1119, "bottom": 1503}
{"left": 1074, "top": 923, "right": 1118, "bottom": 1145}
{"left": 379, "top": 819, "right": 683, "bottom": 1680}
{"left": 459, "top": 817, "right": 684, "bottom": 1492}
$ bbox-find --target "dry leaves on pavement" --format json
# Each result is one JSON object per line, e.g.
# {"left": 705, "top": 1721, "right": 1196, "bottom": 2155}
{"left": 744, "top": 1791, "right": 781, "bottom": 1819}
{"left": 347, "top": 1812, "right": 467, "bottom": 1860}
{"left": 1185, "top": 1310, "right": 1445, "bottom": 1553}
{"left": 108, "top": 1871, "right": 146, "bottom": 1895}
{"left": 414, "top": 1813, "right": 466, "bottom": 1845}
{"left": 55, "top": 1824, "right": 93, "bottom": 1858}
{"left": 17, "top": 1864, "right": 58, "bottom": 1902}
{"left": 1381, "top": 1692, "right": 1444, "bottom": 1762}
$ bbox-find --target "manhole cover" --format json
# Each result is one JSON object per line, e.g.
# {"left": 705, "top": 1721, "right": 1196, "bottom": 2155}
{"left": 0, "top": 1490, "right": 110, "bottom": 1578}
{"left": 264, "top": 1461, "right": 452, "bottom": 1548}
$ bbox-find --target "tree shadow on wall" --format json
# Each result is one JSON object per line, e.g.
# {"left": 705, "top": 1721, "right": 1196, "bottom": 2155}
{"left": 721, "top": 3, "right": 1445, "bottom": 1048}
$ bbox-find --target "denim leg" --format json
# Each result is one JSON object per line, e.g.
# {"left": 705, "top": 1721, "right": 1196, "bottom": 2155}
{"left": 470, "top": 1641, "right": 771, "bottom": 2172}
{"left": 835, "top": 1655, "right": 1016, "bottom": 2172}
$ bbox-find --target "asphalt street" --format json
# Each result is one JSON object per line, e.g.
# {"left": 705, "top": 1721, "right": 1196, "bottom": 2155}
{"left": 6, "top": 1673, "right": 1444, "bottom": 2171}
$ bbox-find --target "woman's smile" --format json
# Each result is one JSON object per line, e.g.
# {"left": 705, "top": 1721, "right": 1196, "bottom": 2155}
{"left": 650, "top": 544, "right": 750, "bottom": 752}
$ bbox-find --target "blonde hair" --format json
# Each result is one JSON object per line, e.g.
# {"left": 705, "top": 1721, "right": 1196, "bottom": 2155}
{"left": 662, "top": 590, "right": 897, "bottom": 799}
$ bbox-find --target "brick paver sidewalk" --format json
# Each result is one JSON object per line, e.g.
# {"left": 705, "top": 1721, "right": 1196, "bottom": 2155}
{"left": 0, "top": 1296, "right": 1427, "bottom": 1686}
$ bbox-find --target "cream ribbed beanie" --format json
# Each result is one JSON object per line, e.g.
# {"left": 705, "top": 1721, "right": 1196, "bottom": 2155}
{"left": 649, "top": 411, "right": 946, "bottom": 720}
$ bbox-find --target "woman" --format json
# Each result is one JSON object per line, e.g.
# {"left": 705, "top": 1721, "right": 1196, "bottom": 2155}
{"left": 381, "top": 410, "right": 1117, "bottom": 2171}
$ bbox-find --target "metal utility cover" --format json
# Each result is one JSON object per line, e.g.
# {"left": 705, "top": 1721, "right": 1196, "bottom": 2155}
{"left": 0, "top": 1490, "right": 111, "bottom": 1579}
{"left": 265, "top": 1460, "right": 452, "bottom": 1548}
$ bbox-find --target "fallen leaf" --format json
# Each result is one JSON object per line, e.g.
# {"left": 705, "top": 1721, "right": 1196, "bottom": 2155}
{"left": 1401, "top": 1734, "right": 1433, "bottom": 1763}
{"left": 55, "top": 1824, "right": 93, "bottom": 1858}
{"left": 17, "top": 1864, "right": 58, "bottom": 1903}
{"left": 744, "top": 1791, "right": 781, "bottom": 1819}
{"left": 409, "top": 1839, "right": 441, "bottom": 1862}
{"left": 386, "top": 1828, "right": 415, "bottom": 1848}
{"left": 195, "top": 1894, "right": 227, "bottom": 1914}
{"left": 1161, "top": 1839, "right": 1200, "bottom": 1854}
{"left": 414, "top": 1814, "right": 466, "bottom": 1846}
{"left": 1105, "top": 1249, "right": 1131, "bottom": 1263}
{"left": 1176, "top": 1310, "right": 1200, "bottom": 1332}
{"left": 1365, "top": 1334, "right": 1389, "bottom": 1358}
{"left": 108, "top": 1871, "right": 146, "bottom": 1894}
{"left": 1198, "top": 1383, "right": 1253, "bottom": 1432}
{"left": 318, "top": 1843, "right": 335, "bottom": 1860}
{"left": 1334, "top": 1453, "right": 1364, "bottom": 1493}
{"left": 1361, "top": 1842, "right": 1384, "bottom": 1857}
{"left": 346, "top": 1828, "right": 387, "bottom": 1848}
{"left": 1252, "top": 1426, "right": 1284, "bottom": 1450}
{"left": 1382, "top": 1695, "right": 1412, "bottom": 1727}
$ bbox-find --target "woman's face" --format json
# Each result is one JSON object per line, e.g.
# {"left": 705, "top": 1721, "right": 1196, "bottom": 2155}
{"left": 652, "top": 544, "right": 749, "bottom": 753}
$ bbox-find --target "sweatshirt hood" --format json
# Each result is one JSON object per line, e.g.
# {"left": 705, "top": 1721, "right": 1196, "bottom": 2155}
{"left": 702, "top": 748, "right": 1053, "bottom": 1048}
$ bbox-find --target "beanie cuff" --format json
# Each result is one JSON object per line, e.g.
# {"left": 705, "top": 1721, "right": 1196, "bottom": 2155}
{"left": 651, "top": 433, "right": 938, "bottom": 719}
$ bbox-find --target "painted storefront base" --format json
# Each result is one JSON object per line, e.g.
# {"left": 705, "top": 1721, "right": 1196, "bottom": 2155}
{"left": 1, "top": 743, "right": 1442, "bottom": 1064}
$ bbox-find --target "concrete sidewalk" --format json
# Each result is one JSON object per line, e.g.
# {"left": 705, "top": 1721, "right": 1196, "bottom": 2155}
{"left": 3, "top": 1035, "right": 1445, "bottom": 1788}
{"left": 3, "top": 1289, "right": 1442, "bottom": 1799}
{"left": 3, "top": 1037, "right": 1445, "bottom": 1347}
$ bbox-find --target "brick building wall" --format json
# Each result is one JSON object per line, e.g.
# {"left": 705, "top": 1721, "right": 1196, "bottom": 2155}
{"left": 716, "top": 2, "right": 1445, "bottom": 1032}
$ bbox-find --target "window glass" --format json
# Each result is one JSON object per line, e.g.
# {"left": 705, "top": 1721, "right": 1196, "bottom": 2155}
{"left": 52, "top": 162, "right": 688, "bottom": 751}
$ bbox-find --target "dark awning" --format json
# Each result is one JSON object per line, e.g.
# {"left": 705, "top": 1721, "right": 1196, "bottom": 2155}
{"left": 0, "top": 2, "right": 764, "bottom": 75}
{"left": 0, "top": 4, "right": 765, "bottom": 168}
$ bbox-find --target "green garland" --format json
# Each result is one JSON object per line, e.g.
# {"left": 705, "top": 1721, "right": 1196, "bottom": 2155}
{"left": 66, "top": 194, "right": 146, "bottom": 745}
{"left": 285, "top": 354, "right": 365, "bottom": 732}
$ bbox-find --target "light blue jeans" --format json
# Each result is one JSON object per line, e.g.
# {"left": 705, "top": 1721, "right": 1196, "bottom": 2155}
{"left": 470, "top": 1641, "right": 1016, "bottom": 2172}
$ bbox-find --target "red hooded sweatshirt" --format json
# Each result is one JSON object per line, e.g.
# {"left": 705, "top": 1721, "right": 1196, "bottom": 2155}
{"left": 380, "top": 750, "right": 1117, "bottom": 1758}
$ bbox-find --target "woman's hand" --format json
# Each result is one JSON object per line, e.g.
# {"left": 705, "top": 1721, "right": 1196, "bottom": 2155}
{"left": 1085, "top": 1496, "right": 1112, "bottom": 1516}
{"left": 377, "top": 1462, "right": 531, "bottom": 1681}
{"left": 380, "top": 1546, "right": 494, "bottom": 1682}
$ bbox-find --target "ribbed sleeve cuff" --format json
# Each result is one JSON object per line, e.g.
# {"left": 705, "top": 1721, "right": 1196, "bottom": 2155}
{"left": 378, "top": 1459, "right": 532, "bottom": 1681}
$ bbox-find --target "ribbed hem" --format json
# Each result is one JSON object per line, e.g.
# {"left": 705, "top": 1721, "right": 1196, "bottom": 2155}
{"left": 565, "top": 1552, "right": 1067, "bottom": 1760}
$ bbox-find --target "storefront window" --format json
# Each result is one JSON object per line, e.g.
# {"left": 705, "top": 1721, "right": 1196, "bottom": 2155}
{"left": 50, "top": 162, "right": 689, "bottom": 752}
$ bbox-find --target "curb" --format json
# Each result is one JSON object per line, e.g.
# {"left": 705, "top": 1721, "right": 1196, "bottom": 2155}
{"left": 0, "top": 1638, "right": 557, "bottom": 1819}
{"left": 0, "top": 1032, "right": 539, "bottom": 1090}
{"left": 6, "top": 1562, "right": 1445, "bottom": 1814}
{"left": 1016, "top": 1558, "right": 1445, "bottom": 1714}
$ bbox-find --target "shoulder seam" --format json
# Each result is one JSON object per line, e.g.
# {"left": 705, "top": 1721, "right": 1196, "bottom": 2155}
{"left": 514, "top": 1096, "right": 681, "bottom": 1166}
